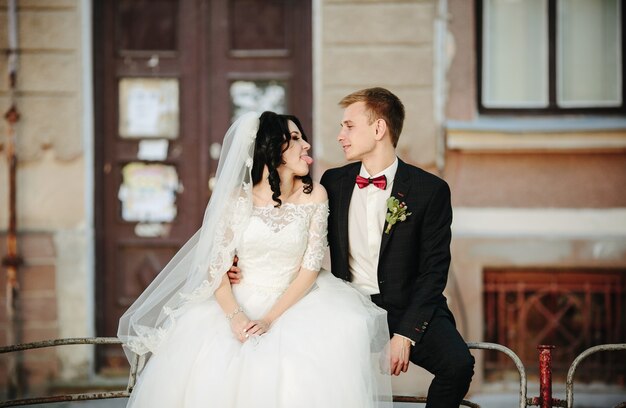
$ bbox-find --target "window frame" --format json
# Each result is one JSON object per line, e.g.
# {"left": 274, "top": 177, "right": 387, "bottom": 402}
{"left": 476, "top": 0, "right": 626, "bottom": 115}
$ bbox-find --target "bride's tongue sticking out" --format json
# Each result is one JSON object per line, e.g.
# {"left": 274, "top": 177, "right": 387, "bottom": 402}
{"left": 301, "top": 155, "right": 314, "bottom": 165}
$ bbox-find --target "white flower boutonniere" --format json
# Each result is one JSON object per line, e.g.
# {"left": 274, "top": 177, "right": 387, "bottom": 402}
{"left": 385, "top": 196, "right": 412, "bottom": 234}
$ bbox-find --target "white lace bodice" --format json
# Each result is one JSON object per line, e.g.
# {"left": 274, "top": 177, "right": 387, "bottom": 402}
{"left": 236, "top": 201, "right": 329, "bottom": 294}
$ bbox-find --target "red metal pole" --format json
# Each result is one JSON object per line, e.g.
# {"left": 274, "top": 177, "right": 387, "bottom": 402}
{"left": 537, "top": 345, "right": 555, "bottom": 408}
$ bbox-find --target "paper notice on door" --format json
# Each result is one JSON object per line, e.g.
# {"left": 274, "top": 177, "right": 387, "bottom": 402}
{"left": 138, "top": 139, "right": 169, "bottom": 161}
{"left": 119, "top": 78, "right": 179, "bottom": 139}
{"left": 118, "top": 163, "right": 179, "bottom": 223}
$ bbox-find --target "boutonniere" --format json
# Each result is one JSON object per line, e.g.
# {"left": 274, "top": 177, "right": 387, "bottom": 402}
{"left": 385, "top": 196, "right": 411, "bottom": 234}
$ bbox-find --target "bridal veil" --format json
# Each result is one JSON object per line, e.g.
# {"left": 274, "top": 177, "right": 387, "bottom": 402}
{"left": 118, "top": 112, "right": 259, "bottom": 359}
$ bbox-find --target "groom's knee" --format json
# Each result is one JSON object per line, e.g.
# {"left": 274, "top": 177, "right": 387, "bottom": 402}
{"left": 438, "top": 348, "right": 475, "bottom": 385}
{"left": 455, "top": 352, "right": 475, "bottom": 384}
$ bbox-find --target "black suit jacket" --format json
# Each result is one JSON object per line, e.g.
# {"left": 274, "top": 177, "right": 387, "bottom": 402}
{"left": 320, "top": 159, "right": 453, "bottom": 344}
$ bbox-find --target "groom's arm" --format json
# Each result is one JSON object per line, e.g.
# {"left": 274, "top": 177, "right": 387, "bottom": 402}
{"left": 396, "top": 180, "right": 452, "bottom": 344}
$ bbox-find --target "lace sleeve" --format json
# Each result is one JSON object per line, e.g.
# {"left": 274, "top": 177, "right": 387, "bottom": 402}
{"left": 301, "top": 202, "right": 329, "bottom": 272}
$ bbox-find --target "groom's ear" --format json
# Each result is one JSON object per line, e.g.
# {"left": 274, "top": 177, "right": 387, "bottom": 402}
{"left": 374, "top": 118, "right": 387, "bottom": 141}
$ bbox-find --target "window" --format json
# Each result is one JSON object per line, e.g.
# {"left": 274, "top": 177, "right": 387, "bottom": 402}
{"left": 478, "top": 0, "right": 624, "bottom": 114}
{"left": 484, "top": 268, "right": 626, "bottom": 382}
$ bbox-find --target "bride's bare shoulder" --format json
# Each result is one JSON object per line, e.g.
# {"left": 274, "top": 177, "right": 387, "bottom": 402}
{"left": 306, "top": 182, "right": 328, "bottom": 204}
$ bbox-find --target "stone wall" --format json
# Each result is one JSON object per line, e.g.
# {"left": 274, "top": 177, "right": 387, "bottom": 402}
{"left": 314, "top": 0, "right": 440, "bottom": 179}
{"left": 0, "top": 0, "right": 83, "bottom": 162}
{"left": 0, "top": 0, "right": 92, "bottom": 393}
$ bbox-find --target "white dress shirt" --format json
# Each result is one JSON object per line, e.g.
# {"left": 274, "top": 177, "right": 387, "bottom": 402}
{"left": 348, "top": 158, "right": 398, "bottom": 295}
{"left": 347, "top": 158, "right": 415, "bottom": 346}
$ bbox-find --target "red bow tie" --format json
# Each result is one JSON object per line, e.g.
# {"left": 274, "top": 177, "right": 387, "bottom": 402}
{"left": 356, "top": 174, "right": 387, "bottom": 190}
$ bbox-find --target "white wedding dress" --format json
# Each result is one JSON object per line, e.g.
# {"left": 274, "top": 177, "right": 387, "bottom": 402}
{"left": 126, "top": 202, "right": 392, "bottom": 408}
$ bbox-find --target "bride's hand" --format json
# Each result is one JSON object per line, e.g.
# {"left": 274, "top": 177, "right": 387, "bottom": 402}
{"left": 243, "top": 319, "right": 270, "bottom": 338}
{"left": 229, "top": 313, "right": 251, "bottom": 343}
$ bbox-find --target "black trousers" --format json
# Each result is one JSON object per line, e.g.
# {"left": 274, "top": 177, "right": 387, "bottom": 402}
{"left": 373, "top": 298, "right": 475, "bottom": 408}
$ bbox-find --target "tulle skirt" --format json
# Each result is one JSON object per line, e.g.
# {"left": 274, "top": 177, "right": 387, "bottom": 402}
{"left": 126, "top": 270, "right": 393, "bottom": 408}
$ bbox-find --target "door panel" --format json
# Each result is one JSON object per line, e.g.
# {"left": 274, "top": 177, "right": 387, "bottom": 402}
{"left": 95, "top": 0, "right": 311, "bottom": 370}
{"left": 203, "top": 0, "right": 312, "bottom": 200}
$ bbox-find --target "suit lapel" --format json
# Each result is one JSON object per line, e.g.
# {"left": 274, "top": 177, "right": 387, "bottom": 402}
{"left": 379, "top": 159, "right": 411, "bottom": 257}
{"left": 337, "top": 164, "right": 360, "bottom": 269}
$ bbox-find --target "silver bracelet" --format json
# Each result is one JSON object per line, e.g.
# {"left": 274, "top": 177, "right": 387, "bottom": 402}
{"left": 226, "top": 306, "right": 243, "bottom": 320}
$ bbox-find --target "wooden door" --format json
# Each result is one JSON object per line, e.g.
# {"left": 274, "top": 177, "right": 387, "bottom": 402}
{"left": 94, "top": 0, "right": 311, "bottom": 371}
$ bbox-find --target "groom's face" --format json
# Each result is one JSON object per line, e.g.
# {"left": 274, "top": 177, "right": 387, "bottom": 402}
{"left": 338, "top": 102, "right": 377, "bottom": 162}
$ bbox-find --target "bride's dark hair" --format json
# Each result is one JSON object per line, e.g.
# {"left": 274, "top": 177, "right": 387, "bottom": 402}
{"left": 251, "top": 111, "right": 313, "bottom": 207}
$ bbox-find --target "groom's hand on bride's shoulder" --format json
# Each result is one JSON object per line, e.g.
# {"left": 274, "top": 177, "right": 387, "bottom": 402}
{"left": 227, "top": 255, "right": 242, "bottom": 284}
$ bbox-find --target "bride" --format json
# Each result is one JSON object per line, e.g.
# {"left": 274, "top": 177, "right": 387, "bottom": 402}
{"left": 118, "top": 111, "right": 392, "bottom": 407}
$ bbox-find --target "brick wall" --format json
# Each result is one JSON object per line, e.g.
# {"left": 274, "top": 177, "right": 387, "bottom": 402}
{"left": 0, "top": 232, "right": 60, "bottom": 394}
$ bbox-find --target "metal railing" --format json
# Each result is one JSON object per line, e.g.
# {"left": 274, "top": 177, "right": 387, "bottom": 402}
{"left": 0, "top": 338, "right": 141, "bottom": 408}
{"left": 565, "top": 344, "right": 626, "bottom": 408}
{"left": 1, "top": 338, "right": 624, "bottom": 407}
{"left": 392, "top": 342, "right": 526, "bottom": 408}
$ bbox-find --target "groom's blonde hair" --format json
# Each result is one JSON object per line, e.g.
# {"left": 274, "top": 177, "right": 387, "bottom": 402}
{"left": 339, "top": 87, "right": 405, "bottom": 147}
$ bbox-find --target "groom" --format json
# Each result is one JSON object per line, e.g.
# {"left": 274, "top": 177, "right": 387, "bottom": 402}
{"left": 320, "top": 87, "right": 474, "bottom": 407}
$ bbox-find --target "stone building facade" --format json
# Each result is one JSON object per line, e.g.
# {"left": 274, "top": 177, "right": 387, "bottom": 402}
{"left": 1, "top": 0, "right": 625, "bottom": 400}
{"left": 0, "top": 0, "right": 93, "bottom": 393}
